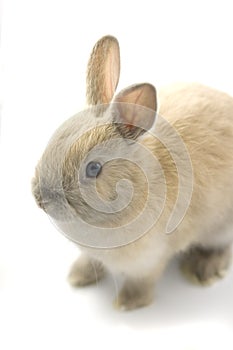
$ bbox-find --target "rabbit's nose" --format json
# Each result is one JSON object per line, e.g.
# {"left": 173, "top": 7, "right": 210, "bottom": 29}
{"left": 38, "top": 187, "right": 75, "bottom": 221}
{"left": 40, "top": 187, "right": 62, "bottom": 202}
{"left": 32, "top": 180, "right": 63, "bottom": 210}
{"left": 38, "top": 187, "right": 64, "bottom": 210}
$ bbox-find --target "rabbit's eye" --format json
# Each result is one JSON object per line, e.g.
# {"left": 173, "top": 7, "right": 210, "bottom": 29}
{"left": 86, "top": 161, "right": 102, "bottom": 178}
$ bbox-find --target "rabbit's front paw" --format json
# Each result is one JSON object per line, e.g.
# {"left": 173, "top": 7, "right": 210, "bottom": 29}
{"left": 181, "top": 246, "right": 232, "bottom": 285}
{"left": 114, "top": 279, "right": 154, "bottom": 311}
{"left": 68, "top": 254, "right": 105, "bottom": 287}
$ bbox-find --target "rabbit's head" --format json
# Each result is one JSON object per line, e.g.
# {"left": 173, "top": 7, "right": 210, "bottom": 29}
{"left": 32, "top": 36, "right": 160, "bottom": 248}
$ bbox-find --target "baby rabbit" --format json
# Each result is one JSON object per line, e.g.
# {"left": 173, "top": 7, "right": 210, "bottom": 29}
{"left": 32, "top": 35, "right": 233, "bottom": 310}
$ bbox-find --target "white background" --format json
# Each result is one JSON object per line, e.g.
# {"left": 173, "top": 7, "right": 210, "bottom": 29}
{"left": 1, "top": 0, "right": 233, "bottom": 349}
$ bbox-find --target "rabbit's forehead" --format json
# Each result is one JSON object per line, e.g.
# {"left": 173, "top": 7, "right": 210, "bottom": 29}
{"left": 62, "top": 120, "right": 119, "bottom": 168}
{"left": 47, "top": 110, "right": 109, "bottom": 152}
{"left": 55, "top": 110, "right": 104, "bottom": 141}
{"left": 42, "top": 109, "right": 117, "bottom": 170}
{"left": 38, "top": 110, "right": 113, "bottom": 188}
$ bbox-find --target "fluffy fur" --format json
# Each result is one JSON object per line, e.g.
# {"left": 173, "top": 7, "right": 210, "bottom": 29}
{"left": 32, "top": 36, "right": 233, "bottom": 310}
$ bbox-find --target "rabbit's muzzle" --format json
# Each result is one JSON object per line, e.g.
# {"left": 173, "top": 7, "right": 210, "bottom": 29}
{"left": 32, "top": 178, "right": 76, "bottom": 221}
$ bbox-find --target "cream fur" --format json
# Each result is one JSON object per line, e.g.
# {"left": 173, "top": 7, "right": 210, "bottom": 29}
{"left": 32, "top": 36, "right": 233, "bottom": 309}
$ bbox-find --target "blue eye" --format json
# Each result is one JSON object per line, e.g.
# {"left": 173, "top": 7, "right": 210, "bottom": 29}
{"left": 86, "top": 161, "right": 102, "bottom": 178}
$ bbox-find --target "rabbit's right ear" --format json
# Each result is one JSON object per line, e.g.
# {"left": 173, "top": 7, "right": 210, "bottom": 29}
{"left": 86, "top": 36, "right": 120, "bottom": 106}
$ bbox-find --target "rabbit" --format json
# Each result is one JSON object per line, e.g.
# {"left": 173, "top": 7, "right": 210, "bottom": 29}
{"left": 32, "top": 35, "right": 233, "bottom": 310}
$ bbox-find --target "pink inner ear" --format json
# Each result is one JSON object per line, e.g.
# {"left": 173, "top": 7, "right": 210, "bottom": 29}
{"left": 113, "top": 83, "right": 157, "bottom": 132}
{"left": 115, "top": 83, "right": 157, "bottom": 111}
{"left": 86, "top": 36, "right": 120, "bottom": 106}
{"left": 104, "top": 42, "right": 120, "bottom": 104}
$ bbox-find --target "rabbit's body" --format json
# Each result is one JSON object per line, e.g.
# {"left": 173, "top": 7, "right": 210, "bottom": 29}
{"left": 159, "top": 82, "right": 233, "bottom": 244}
{"left": 80, "top": 82, "right": 233, "bottom": 279}
{"left": 158, "top": 83, "right": 233, "bottom": 248}
{"left": 32, "top": 36, "right": 233, "bottom": 310}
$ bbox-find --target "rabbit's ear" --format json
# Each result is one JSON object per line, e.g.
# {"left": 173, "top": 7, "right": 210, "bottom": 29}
{"left": 112, "top": 83, "right": 157, "bottom": 139}
{"left": 86, "top": 35, "right": 120, "bottom": 105}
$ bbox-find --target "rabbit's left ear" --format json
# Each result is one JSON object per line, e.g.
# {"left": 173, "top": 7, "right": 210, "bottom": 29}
{"left": 86, "top": 35, "right": 120, "bottom": 105}
{"left": 112, "top": 83, "right": 157, "bottom": 139}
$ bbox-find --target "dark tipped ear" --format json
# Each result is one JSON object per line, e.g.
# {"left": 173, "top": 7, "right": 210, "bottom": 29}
{"left": 86, "top": 35, "right": 120, "bottom": 106}
{"left": 112, "top": 83, "right": 157, "bottom": 139}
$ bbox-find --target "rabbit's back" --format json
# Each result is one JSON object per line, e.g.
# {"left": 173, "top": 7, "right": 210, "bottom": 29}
{"left": 158, "top": 83, "right": 233, "bottom": 123}
{"left": 158, "top": 83, "right": 233, "bottom": 172}
{"left": 156, "top": 83, "right": 233, "bottom": 248}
